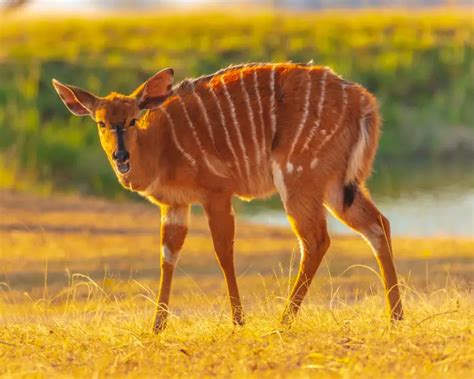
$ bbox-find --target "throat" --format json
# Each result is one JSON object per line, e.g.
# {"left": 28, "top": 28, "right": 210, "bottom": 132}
{"left": 118, "top": 123, "right": 161, "bottom": 194}
{"left": 119, "top": 168, "right": 155, "bottom": 193}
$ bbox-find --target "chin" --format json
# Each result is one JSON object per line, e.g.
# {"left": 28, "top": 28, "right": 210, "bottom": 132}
{"left": 115, "top": 170, "right": 130, "bottom": 187}
{"left": 117, "top": 173, "right": 144, "bottom": 193}
{"left": 117, "top": 176, "right": 129, "bottom": 188}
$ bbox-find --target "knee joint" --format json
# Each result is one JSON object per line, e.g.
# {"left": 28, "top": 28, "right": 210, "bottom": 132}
{"left": 298, "top": 230, "right": 330, "bottom": 258}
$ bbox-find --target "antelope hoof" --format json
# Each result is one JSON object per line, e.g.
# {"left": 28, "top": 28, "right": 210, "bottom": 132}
{"left": 233, "top": 315, "right": 245, "bottom": 327}
{"left": 153, "top": 315, "right": 168, "bottom": 333}
{"left": 280, "top": 316, "right": 293, "bottom": 328}
{"left": 232, "top": 307, "right": 245, "bottom": 326}
{"left": 391, "top": 307, "right": 404, "bottom": 322}
{"left": 280, "top": 307, "right": 297, "bottom": 327}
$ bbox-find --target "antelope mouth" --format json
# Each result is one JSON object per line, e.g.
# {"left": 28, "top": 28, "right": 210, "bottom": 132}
{"left": 116, "top": 161, "right": 131, "bottom": 174}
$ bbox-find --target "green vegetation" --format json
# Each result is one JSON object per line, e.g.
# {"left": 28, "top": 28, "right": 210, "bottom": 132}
{"left": 0, "top": 11, "right": 473, "bottom": 196}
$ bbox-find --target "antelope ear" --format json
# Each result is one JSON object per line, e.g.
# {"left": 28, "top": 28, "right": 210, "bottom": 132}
{"left": 132, "top": 68, "right": 174, "bottom": 110}
{"left": 52, "top": 79, "right": 99, "bottom": 117}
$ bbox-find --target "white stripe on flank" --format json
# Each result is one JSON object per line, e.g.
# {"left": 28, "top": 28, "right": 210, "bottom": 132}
{"left": 310, "top": 83, "right": 349, "bottom": 167}
{"left": 253, "top": 70, "right": 266, "bottom": 153}
{"left": 240, "top": 71, "right": 261, "bottom": 164}
{"left": 288, "top": 69, "right": 312, "bottom": 159}
{"left": 177, "top": 97, "right": 223, "bottom": 177}
{"left": 208, "top": 85, "right": 243, "bottom": 178}
{"left": 220, "top": 77, "right": 251, "bottom": 177}
{"left": 269, "top": 65, "right": 277, "bottom": 138}
{"left": 301, "top": 70, "right": 328, "bottom": 152}
{"left": 161, "top": 109, "right": 197, "bottom": 167}
{"left": 192, "top": 89, "right": 216, "bottom": 147}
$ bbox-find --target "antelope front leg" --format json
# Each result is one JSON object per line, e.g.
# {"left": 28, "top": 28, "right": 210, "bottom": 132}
{"left": 153, "top": 204, "right": 190, "bottom": 333}
{"left": 204, "top": 195, "right": 244, "bottom": 326}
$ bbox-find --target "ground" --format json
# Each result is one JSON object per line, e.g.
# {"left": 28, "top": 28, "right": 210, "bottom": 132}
{"left": 0, "top": 190, "right": 472, "bottom": 378}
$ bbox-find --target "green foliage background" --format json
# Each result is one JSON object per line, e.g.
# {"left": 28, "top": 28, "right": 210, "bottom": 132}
{"left": 0, "top": 11, "right": 472, "bottom": 196}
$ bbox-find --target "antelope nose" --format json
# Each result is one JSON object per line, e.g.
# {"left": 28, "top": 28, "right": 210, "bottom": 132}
{"left": 113, "top": 150, "right": 130, "bottom": 163}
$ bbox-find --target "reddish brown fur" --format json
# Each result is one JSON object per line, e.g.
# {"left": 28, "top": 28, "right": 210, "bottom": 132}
{"left": 52, "top": 63, "right": 403, "bottom": 332}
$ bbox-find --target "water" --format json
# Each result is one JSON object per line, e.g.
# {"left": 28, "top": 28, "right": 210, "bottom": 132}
{"left": 240, "top": 162, "right": 474, "bottom": 237}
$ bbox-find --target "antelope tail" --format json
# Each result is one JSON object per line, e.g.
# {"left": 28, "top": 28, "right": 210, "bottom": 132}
{"left": 343, "top": 94, "right": 381, "bottom": 208}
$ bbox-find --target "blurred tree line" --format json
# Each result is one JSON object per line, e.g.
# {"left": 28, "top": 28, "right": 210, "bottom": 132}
{"left": 2, "top": 0, "right": 472, "bottom": 11}
{"left": 0, "top": 11, "right": 472, "bottom": 196}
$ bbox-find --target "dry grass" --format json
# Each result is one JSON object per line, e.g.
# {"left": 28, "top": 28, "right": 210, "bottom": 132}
{"left": 0, "top": 190, "right": 473, "bottom": 378}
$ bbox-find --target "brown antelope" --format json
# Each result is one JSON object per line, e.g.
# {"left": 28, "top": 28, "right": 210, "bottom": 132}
{"left": 52, "top": 62, "right": 403, "bottom": 332}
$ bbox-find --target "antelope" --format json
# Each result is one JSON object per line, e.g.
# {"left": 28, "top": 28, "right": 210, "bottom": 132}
{"left": 52, "top": 62, "right": 403, "bottom": 332}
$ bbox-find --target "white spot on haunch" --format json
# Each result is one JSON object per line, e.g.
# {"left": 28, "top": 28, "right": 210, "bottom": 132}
{"left": 297, "top": 166, "right": 303, "bottom": 173}
{"left": 286, "top": 162, "right": 294, "bottom": 173}
{"left": 272, "top": 161, "right": 288, "bottom": 204}
{"left": 310, "top": 158, "right": 318, "bottom": 169}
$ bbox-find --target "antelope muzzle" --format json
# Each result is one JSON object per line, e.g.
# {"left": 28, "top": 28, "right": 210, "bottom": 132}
{"left": 112, "top": 124, "right": 131, "bottom": 174}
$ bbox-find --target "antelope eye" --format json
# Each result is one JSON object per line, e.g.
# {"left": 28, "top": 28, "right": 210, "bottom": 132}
{"left": 98, "top": 121, "right": 106, "bottom": 129}
{"left": 130, "top": 119, "right": 138, "bottom": 127}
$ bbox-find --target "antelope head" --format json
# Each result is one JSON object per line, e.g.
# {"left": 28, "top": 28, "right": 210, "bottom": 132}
{"left": 52, "top": 68, "right": 174, "bottom": 186}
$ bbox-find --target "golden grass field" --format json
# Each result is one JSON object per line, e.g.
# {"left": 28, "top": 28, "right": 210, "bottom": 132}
{"left": 0, "top": 190, "right": 473, "bottom": 378}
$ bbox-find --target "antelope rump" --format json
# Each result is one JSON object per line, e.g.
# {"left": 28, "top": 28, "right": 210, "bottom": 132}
{"left": 52, "top": 62, "right": 403, "bottom": 332}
